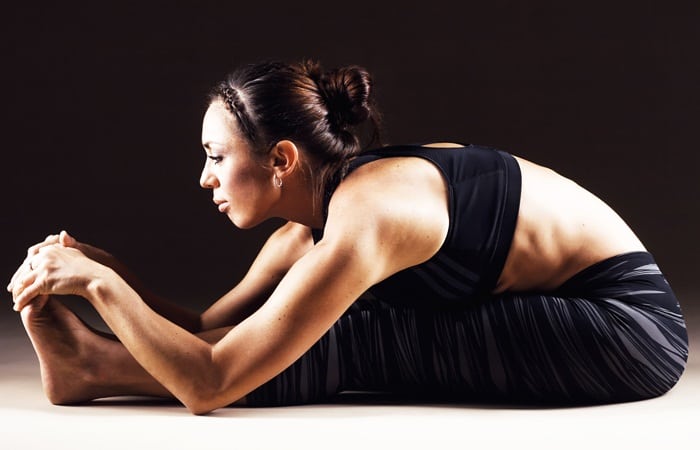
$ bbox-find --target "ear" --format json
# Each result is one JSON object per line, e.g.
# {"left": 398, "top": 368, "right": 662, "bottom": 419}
{"left": 270, "top": 140, "right": 300, "bottom": 180}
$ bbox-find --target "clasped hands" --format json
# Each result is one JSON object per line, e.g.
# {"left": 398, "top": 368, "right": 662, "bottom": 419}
{"left": 7, "top": 231, "right": 107, "bottom": 312}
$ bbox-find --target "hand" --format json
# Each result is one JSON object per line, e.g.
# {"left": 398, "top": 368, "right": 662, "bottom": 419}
{"left": 8, "top": 233, "right": 62, "bottom": 295}
{"left": 8, "top": 231, "right": 116, "bottom": 294}
{"left": 11, "top": 241, "right": 107, "bottom": 312}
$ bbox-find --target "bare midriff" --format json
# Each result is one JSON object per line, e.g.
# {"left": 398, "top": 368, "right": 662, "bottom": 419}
{"left": 493, "top": 156, "right": 646, "bottom": 294}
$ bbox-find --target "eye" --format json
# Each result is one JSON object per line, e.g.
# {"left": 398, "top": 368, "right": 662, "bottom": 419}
{"left": 208, "top": 155, "right": 223, "bottom": 165}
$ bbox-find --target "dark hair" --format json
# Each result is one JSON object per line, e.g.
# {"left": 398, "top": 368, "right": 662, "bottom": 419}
{"left": 209, "top": 60, "right": 383, "bottom": 211}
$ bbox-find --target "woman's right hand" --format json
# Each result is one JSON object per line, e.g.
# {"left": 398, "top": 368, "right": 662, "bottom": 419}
{"left": 7, "top": 231, "right": 118, "bottom": 294}
{"left": 8, "top": 230, "right": 202, "bottom": 331}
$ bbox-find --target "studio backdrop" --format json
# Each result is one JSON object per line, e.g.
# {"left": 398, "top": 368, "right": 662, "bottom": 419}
{"left": 3, "top": 2, "right": 698, "bottom": 317}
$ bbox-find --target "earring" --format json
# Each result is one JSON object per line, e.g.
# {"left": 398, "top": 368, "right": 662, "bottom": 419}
{"left": 273, "top": 174, "right": 283, "bottom": 188}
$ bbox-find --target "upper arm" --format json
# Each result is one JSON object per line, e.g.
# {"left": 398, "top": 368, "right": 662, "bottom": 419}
{"left": 204, "top": 239, "right": 376, "bottom": 408}
{"left": 202, "top": 159, "right": 450, "bottom": 409}
{"left": 200, "top": 221, "right": 314, "bottom": 330}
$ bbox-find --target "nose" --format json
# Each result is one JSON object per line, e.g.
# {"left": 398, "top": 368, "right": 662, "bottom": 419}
{"left": 199, "top": 163, "right": 218, "bottom": 189}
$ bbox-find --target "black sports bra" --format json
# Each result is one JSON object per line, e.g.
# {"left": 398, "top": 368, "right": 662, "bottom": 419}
{"left": 312, "top": 144, "right": 521, "bottom": 306}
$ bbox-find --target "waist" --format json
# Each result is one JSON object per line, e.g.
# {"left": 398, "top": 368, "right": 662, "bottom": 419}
{"left": 479, "top": 150, "right": 521, "bottom": 293}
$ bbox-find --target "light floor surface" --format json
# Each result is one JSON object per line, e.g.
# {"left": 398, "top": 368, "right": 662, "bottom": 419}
{"left": 1, "top": 307, "right": 698, "bottom": 450}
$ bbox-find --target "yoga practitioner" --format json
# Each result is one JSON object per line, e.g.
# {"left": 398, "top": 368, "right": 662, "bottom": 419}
{"left": 8, "top": 60, "right": 688, "bottom": 414}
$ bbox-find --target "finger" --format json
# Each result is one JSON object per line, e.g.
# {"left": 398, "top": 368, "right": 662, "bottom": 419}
{"left": 27, "top": 235, "right": 60, "bottom": 258}
{"left": 13, "top": 274, "right": 44, "bottom": 313}
{"left": 17, "top": 294, "right": 50, "bottom": 314}
{"left": 13, "top": 283, "right": 48, "bottom": 312}
{"left": 12, "top": 271, "right": 41, "bottom": 312}
{"left": 7, "top": 260, "right": 32, "bottom": 292}
{"left": 14, "top": 291, "right": 41, "bottom": 312}
{"left": 9, "top": 235, "right": 60, "bottom": 292}
{"left": 44, "top": 233, "right": 60, "bottom": 243}
{"left": 7, "top": 266, "right": 22, "bottom": 292}
{"left": 12, "top": 268, "right": 37, "bottom": 298}
{"left": 59, "top": 230, "right": 77, "bottom": 247}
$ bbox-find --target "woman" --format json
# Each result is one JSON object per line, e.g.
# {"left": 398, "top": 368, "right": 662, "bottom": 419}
{"left": 9, "top": 60, "right": 688, "bottom": 414}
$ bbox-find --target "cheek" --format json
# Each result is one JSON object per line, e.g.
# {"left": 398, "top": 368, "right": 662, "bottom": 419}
{"left": 225, "top": 169, "right": 274, "bottom": 228}
{"left": 222, "top": 163, "right": 269, "bottom": 200}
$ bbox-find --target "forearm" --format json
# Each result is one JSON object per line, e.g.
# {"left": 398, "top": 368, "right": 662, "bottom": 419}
{"left": 200, "top": 221, "right": 314, "bottom": 330}
{"left": 85, "top": 268, "right": 222, "bottom": 413}
{"left": 137, "top": 290, "right": 202, "bottom": 333}
{"left": 92, "top": 253, "right": 201, "bottom": 332}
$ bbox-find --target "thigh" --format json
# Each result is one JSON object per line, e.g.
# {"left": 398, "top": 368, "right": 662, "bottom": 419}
{"left": 461, "top": 291, "right": 687, "bottom": 403}
{"left": 244, "top": 276, "right": 688, "bottom": 406}
{"left": 335, "top": 290, "right": 688, "bottom": 404}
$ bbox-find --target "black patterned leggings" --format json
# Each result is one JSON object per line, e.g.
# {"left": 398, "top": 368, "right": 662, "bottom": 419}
{"left": 246, "top": 252, "right": 689, "bottom": 406}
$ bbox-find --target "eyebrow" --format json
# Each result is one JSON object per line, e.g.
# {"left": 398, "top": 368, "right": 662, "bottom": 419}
{"left": 202, "top": 141, "right": 225, "bottom": 151}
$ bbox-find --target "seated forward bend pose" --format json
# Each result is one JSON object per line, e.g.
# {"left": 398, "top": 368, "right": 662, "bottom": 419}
{"left": 9, "top": 60, "right": 688, "bottom": 414}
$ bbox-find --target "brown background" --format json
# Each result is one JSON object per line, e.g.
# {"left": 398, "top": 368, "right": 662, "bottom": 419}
{"left": 2, "top": 2, "right": 698, "bottom": 322}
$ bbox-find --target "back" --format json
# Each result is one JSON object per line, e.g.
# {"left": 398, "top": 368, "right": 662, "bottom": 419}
{"left": 314, "top": 143, "right": 521, "bottom": 306}
{"left": 496, "top": 156, "right": 647, "bottom": 292}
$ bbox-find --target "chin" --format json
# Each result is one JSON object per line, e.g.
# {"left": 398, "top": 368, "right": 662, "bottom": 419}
{"left": 229, "top": 213, "right": 263, "bottom": 230}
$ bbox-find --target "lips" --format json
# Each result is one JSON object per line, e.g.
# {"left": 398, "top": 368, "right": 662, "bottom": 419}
{"left": 213, "top": 198, "right": 229, "bottom": 213}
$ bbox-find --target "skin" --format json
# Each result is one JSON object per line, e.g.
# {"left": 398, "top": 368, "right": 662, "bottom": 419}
{"left": 8, "top": 100, "right": 646, "bottom": 414}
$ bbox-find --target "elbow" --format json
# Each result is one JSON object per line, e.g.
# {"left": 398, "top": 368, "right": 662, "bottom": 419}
{"left": 179, "top": 366, "right": 235, "bottom": 415}
{"left": 181, "top": 388, "right": 223, "bottom": 415}
{"left": 185, "top": 400, "right": 216, "bottom": 416}
{"left": 183, "top": 391, "right": 245, "bottom": 415}
{"left": 178, "top": 346, "right": 246, "bottom": 415}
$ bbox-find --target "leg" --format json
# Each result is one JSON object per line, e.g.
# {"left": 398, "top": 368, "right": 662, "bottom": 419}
{"left": 19, "top": 296, "right": 236, "bottom": 405}
{"left": 334, "top": 252, "right": 689, "bottom": 404}
{"left": 333, "top": 296, "right": 687, "bottom": 405}
{"left": 247, "top": 253, "right": 688, "bottom": 406}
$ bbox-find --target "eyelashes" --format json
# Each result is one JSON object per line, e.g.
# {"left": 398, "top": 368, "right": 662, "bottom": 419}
{"left": 208, "top": 155, "right": 223, "bottom": 164}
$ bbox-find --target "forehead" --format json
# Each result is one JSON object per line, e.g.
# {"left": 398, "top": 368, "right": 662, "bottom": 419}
{"left": 201, "top": 101, "right": 239, "bottom": 144}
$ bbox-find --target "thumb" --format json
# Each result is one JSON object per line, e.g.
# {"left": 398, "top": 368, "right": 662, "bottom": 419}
{"left": 59, "top": 230, "right": 77, "bottom": 247}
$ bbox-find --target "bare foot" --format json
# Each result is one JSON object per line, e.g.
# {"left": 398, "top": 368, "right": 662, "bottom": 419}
{"left": 20, "top": 297, "right": 118, "bottom": 404}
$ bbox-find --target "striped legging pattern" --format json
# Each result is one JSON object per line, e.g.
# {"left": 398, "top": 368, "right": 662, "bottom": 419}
{"left": 246, "top": 252, "right": 688, "bottom": 406}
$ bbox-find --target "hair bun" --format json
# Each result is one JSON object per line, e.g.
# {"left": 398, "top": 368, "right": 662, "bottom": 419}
{"left": 315, "top": 65, "right": 372, "bottom": 130}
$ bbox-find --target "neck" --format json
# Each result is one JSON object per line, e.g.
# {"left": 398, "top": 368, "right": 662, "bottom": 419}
{"left": 272, "top": 175, "right": 325, "bottom": 230}
{"left": 280, "top": 205, "right": 325, "bottom": 230}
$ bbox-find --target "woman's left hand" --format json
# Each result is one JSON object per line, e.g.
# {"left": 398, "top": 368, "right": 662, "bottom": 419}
{"left": 11, "top": 244, "right": 107, "bottom": 312}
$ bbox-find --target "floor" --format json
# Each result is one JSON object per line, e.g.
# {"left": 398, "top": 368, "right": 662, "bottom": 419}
{"left": 1, "top": 302, "right": 698, "bottom": 450}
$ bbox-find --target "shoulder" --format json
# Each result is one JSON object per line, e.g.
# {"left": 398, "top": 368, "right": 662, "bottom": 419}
{"left": 272, "top": 221, "right": 313, "bottom": 242}
{"left": 263, "top": 221, "right": 315, "bottom": 266}
{"left": 320, "top": 155, "right": 450, "bottom": 274}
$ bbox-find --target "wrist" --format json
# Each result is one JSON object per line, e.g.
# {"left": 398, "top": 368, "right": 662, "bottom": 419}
{"left": 84, "top": 265, "right": 118, "bottom": 305}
